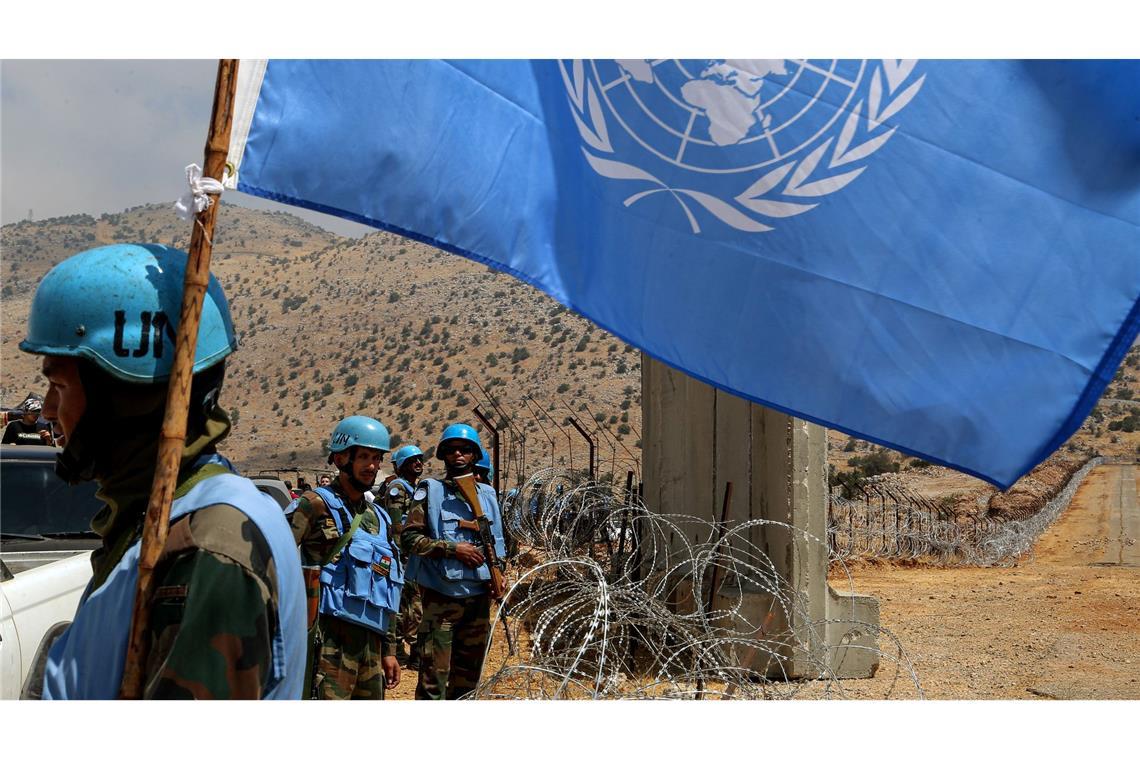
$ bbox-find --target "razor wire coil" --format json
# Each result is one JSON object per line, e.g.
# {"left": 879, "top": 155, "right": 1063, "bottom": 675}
{"left": 472, "top": 468, "right": 922, "bottom": 700}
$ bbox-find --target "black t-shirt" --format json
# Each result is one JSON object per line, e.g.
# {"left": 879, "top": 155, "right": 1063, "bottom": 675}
{"left": 2, "top": 418, "right": 52, "bottom": 445}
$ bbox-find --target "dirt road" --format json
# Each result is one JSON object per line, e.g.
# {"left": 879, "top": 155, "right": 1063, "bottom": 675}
{"left": 834, "top": 463, "right": 1140, "bottom": 699}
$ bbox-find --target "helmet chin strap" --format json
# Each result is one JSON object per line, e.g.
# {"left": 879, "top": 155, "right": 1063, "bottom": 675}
{"left": 54, "top": 360, "right": 226, "bottom": 486}
{"left": 337, "top": 448, "right": 374, "bottom": 494}
{"left": 444, "top": 461, "right": 474, "bottom": 478}
{"left": 55, "top": 415, "right": 100, "bottom": 485}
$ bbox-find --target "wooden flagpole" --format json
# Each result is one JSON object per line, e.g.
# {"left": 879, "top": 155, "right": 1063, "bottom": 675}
{"left": 119, "top": 59, "right": 239, "bottom": 699}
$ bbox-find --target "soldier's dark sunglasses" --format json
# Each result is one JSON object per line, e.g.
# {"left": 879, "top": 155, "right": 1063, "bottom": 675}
{"left": 439, "top": 443, "right": 478, "bottom": 456}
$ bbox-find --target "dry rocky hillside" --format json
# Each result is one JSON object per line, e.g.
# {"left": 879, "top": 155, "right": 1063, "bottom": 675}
{"left": 826, "top": 341, "right": 1140, "bottom": 520}
{"left": 2, "top": 203, "right": 1137, "bottom": 508}
{"left": 1, "top": 204, "right": 642, "bottom": 486}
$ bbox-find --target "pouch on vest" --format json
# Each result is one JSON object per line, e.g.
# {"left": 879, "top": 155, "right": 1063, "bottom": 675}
{"left": 342, "top": 533, "right": 403, "bottom": 609}
{"left": 315, "top": 488, "right": 404, "bottom": 633}
{"left": 345, "top": 539, "right": 376, "bottom": 600}
{"left": 438, "top": 504, "right": 492, "bottom": 583}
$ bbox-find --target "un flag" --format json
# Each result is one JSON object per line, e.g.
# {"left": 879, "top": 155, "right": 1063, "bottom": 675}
{"left": 227, "top": 59, "right": 1140, "bottom": 488}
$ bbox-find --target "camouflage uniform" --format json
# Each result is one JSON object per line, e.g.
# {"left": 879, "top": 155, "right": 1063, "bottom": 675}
{"left": 383, "top": 479, "right": 423, "bottom": 664}
{"left": 143, "top": 503, "right": 282, "bottom": 698}
{"left": 400, "top": 478, "right": 492, "bottom": 700}
{"left": 76, "top": 460, "right": 283, "bottom": 699}
{"left": 287, "top": 485, "right": 396, "bottom": 699}
{"left": 416, "top": 587, "right": 490, "bottom": 700}
{"left": 311, "top": 617, "right": 386, "bottom": 699}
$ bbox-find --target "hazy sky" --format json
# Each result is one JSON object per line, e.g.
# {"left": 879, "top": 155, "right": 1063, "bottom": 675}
{"left": 0, "top": 59, "right": 373, "bottom": 236}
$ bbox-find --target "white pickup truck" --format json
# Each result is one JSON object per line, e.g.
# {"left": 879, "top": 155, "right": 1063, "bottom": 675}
{"left": 0, "top": 446, "right": 101, "bottom": 699}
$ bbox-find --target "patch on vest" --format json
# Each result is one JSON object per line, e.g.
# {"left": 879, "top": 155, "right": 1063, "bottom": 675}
{"left": 154, "top": 584, "right": 189, "bottom": 601}
{"left": 371, "top": 556, "right": 392, "bottom": 577}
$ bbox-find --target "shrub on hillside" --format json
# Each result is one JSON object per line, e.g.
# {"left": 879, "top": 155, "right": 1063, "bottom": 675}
{"left": 845, "top": 449, "right": 899, "bottom": 478}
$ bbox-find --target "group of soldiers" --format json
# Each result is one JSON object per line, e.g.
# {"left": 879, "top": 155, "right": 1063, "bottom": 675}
{"left": 287, "top": 416, "right": 506, "bottom": 699}
{"left": 16, "top": 242, "right": 506, "bottom": 700}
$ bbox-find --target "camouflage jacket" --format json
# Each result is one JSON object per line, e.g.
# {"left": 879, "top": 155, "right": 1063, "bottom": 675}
{"left": 141, "top": 503, "right": 282, "bottom": 698}
{"left": 381, "top": 477, "right": 416, "bottom": 530}
{"left": 400, "top": 478, "right": 459, "bottom": 560}
{"left": 287, "top": 484, "right": 397, "bottom": 656}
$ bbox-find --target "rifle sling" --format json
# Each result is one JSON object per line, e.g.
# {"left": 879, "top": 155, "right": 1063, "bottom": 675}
{"left": 321, "top": 509, "right": 366, "bottom": 566}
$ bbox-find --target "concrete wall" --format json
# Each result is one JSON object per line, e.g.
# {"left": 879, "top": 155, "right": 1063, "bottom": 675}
{"left": 642, "top": 355, "right": 879, "bottom": 678}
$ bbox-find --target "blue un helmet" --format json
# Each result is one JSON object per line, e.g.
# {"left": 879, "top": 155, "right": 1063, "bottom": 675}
{"left": 435, "top": 423, "right": 482, "bottom": 460}
{"left": 19, "top": 244, "right": 236, "bottom": 484}
{"left": 327, "top": 416, "right": 390, "bottom": 490}
{"left": 474, "top": 445, "right": 494, "bottom": 480}
{"left": 392, "top": 444, "right": 424, "bottom": 470}
{"left": 19, "top": 244, "right": 236, "bottom": 383}
{"left": 329, "top": 416, "right": 391, "bottom": 456}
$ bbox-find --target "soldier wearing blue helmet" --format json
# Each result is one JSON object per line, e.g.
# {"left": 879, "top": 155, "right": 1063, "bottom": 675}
{"left": 401, "top": 423, "right": 507, "bottom": 699}
{"left": 18, "top": 243, "right": 306, "bottom": 699}
{"left": 386, "top": 443, "right": 426, "bottom": 524}
{"left": 383, "top": 443, "right": 425, "bottom": 669}
{"left": 474, "top": 444, "right": 494, "bottom": 486}
{"left": 286, "top": 415, "right": 403, "bottom": 699}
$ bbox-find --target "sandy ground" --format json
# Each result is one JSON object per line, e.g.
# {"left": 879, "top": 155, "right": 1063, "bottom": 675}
{"left": 387, "top": 464, "right": 1140, "bottom": 700}
{"left": 830, "top": 463, "right": 1140, "bottom": 699}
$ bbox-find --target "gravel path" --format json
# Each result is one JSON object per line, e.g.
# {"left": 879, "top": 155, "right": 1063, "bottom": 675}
{"left": 833, "top": 463, "right": 1140, "bottom": 699}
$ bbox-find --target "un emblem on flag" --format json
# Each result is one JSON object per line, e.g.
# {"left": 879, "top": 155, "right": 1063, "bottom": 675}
{"left": 561, "top": 59, "right": 925, "bottom": 233}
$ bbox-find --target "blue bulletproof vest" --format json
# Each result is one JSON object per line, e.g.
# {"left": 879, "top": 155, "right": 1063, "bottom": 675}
{"left": 385, "top": 478, "right": 416, "bottom": 527}
{"left": 314, "top": 486, "right": 403, "bottom": 634}
{"left": 405, "top": 478, "right": 506, "bottom": 599}
{"left": 42, "top": 455, "right": 307, "bottom": 699}
{"left": 390, "top": 477, "right": 415, "bottom": 496}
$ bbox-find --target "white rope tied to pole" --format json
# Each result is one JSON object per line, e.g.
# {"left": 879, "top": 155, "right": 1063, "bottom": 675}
{"left": 173, "top": 163, "right": 224, "bottom": 221}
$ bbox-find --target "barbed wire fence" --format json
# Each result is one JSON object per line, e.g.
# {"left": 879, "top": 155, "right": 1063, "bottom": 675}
{"left": 827, "top": 456, "right": 1116, "bottom": 566}
{"left": 469, "top": 468, "right": 923, "bottom": 700}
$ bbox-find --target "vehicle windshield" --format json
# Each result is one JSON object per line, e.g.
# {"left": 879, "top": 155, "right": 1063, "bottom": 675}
{"left": 0, "top": 460, "right": 102, "bottom": 537}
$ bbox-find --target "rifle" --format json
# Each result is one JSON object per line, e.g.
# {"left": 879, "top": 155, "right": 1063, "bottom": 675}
{"left": 453, "top": 473, "right": 506, "bottom": 599}
{"left": 452, "top": 472, "right": 516, "bottom": 655}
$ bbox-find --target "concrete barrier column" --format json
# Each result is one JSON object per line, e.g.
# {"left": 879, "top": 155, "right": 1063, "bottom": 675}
{"left": 642, "top": 354, "right": 879, "bottom": 678}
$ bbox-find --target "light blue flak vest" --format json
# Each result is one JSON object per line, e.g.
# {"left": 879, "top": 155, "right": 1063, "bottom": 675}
{"left": 388, "top": 478, "right": 415, "bottom": 524}
{"left": 313, "top": 486, "right": 403, "bottom": 634}
{"left": 390, "top": 477, "right": 415, "bottom": 496}
{"left": 42, "top": 455, "right": 306, "bottom": 700}
{"left": 405, "top": 478, "right": 506, "bottom": 599}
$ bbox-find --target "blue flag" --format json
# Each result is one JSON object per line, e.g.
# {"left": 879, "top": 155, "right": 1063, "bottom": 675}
{"left": 227, "top": 60, "right": 1140, "bottom": 488}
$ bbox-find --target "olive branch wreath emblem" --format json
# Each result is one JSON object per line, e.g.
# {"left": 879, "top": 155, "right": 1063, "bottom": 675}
{"left": 559, "top": 60, "right": 926, "bottom": 234}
